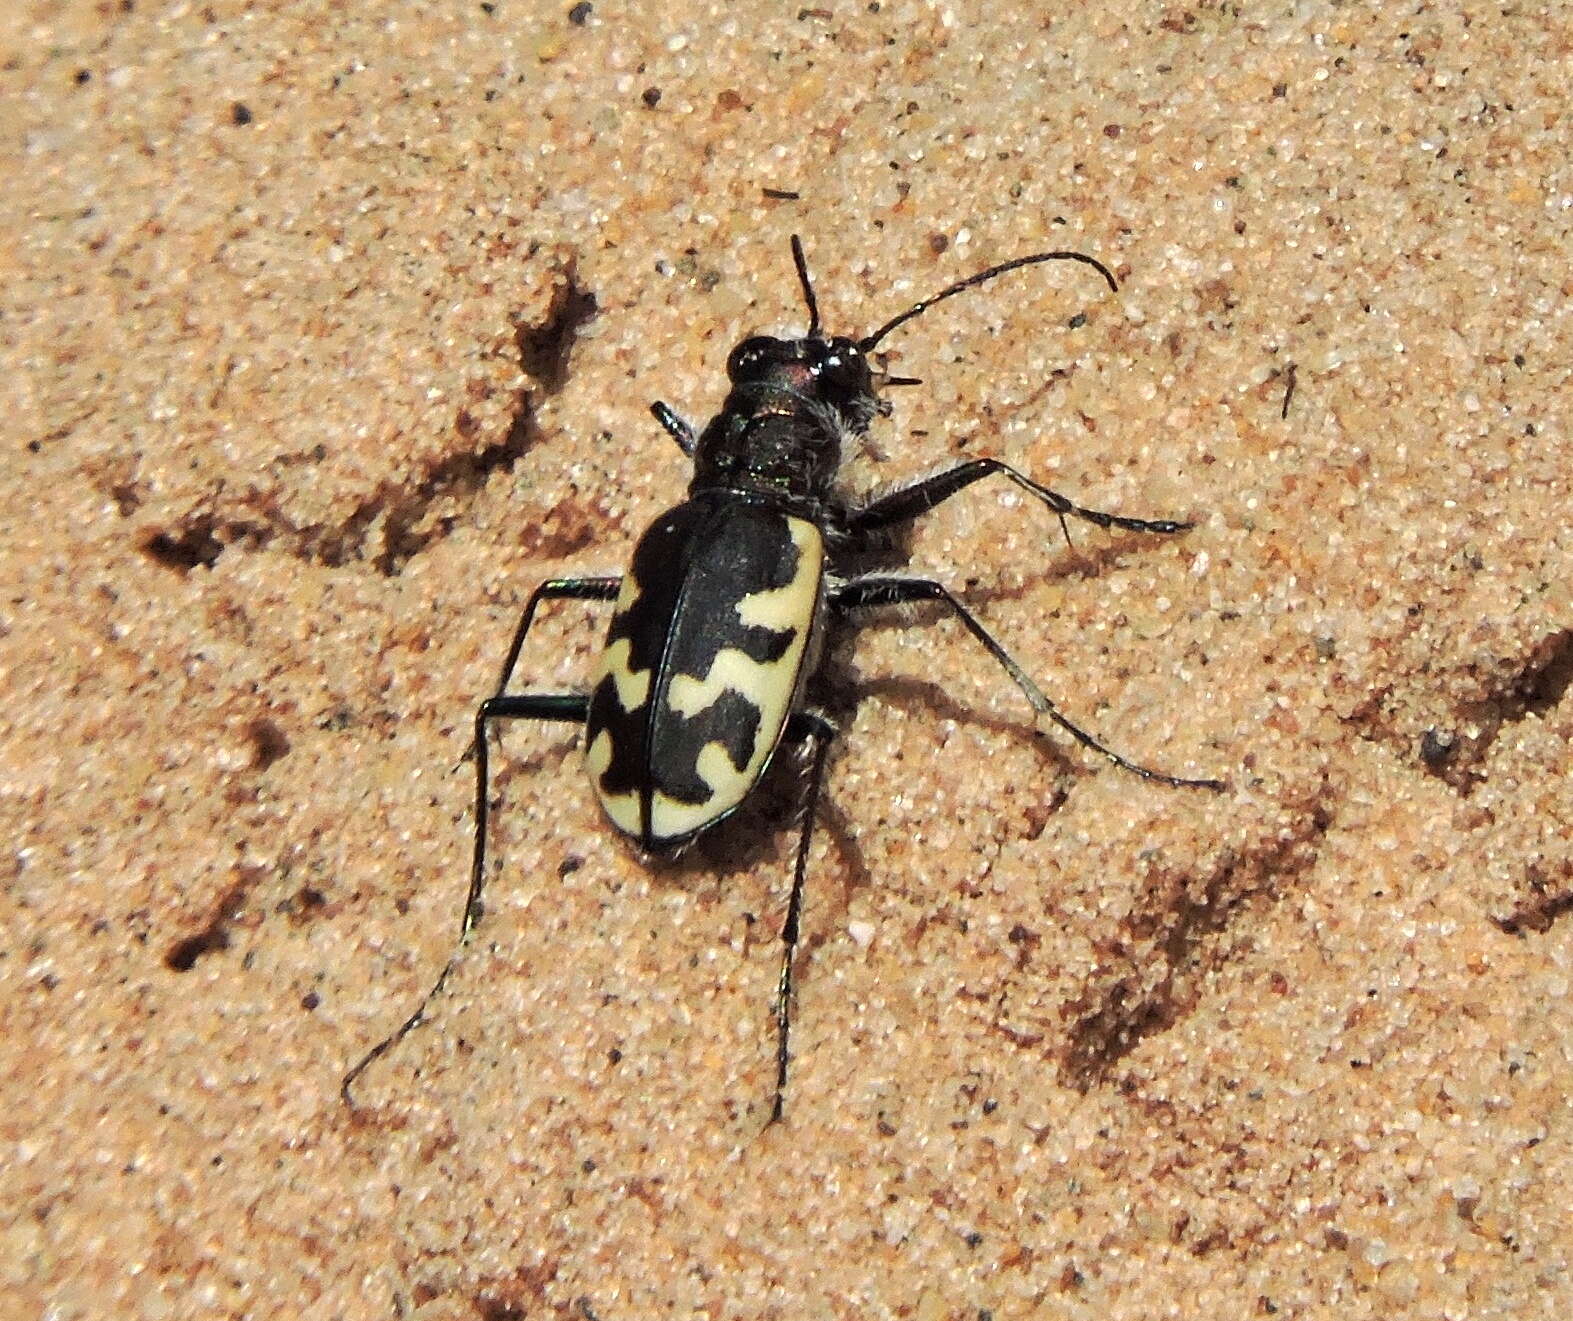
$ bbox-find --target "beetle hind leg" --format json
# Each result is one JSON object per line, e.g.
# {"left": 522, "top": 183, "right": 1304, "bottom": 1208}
{"left": 341, "top": 576, "right": 619, "bottom": 1109}
{"left": 341, "top": 693, "right": 590, "bottom": 1108}
{"left": 768, "top": 710, "right": 837, "bottom": 1125}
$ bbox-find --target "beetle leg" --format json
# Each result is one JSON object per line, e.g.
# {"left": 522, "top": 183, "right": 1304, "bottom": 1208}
{"left": 650, "top": 401, "right": 697, "bottom": 456}
{"left": 342, "top": 575, "right": 620, "bottom": 1109}
{"left": 462, "top": 575, "right": 618, "bottom": 783}
{"left": 491, "top": 577, "right": 622, "bottom": 698}
{"left": 341, "top": 694, "right": 591, "bottom": 1108}
{"left": 845, "top": 458, "right": 1193, "bottom": 550}
{"left": 453, "top": 576, "right": 620, "bottom": 794}
{"left": 769, "top": 710, "right": 837, "bottom": 1125}
{"left": 831, "top": 575, "right": 1225, "bottom": 791}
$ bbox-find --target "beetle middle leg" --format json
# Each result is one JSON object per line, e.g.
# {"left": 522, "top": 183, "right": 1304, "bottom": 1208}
{"left": 341, "top": 576, "right": 619, "bottom": 1107}
{"left": 846, "top": 458, "right": 1194, "bottom": 550}
{"left": 490, "top": 576, "right": 622, "bottom": 698}
{"left": 831, "top": 575, "right": 1224, "bottom": 791}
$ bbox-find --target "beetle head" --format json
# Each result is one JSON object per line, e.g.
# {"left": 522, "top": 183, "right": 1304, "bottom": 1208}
{"left": 725, "top": 333, "right": 876, "bottom": 422}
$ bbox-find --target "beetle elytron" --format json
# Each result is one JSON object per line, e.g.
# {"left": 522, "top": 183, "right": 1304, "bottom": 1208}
{"left": 344, "top": 236, "right": 1225, "bottom": 1121}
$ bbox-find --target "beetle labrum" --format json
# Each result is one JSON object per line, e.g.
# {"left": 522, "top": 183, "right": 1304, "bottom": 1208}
{"left": 343, "top": 236, "right": 1224, "bottom": 1121}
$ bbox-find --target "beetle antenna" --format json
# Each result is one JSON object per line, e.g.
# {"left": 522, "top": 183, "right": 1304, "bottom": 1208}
{"left": 859, "top": 249, "right": 1118, "bottom": 351}
{"left": 790, "top": 234, "right": 822, "bottom": 338}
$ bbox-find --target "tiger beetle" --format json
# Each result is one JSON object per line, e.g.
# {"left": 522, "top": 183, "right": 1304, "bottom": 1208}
{"left": 342, "top": 235, "right": 1225, "bottom": 1122}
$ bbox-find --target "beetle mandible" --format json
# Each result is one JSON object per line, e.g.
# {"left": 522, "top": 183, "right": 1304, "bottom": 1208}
{"left": 344, "top": 236, "right": 1225, "bottom": 1122}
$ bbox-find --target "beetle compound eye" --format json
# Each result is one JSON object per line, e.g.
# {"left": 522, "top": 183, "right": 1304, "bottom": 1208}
{"left": 727, "top": 336, "right": 787, "bottom": 382}
{"left": 816, "top": 340, "right": 870, "bottom": 399}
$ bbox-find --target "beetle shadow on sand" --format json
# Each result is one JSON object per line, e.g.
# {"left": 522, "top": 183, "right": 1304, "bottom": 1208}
{"left": 637, "top": 514, "right": 1196, "bottom": 897}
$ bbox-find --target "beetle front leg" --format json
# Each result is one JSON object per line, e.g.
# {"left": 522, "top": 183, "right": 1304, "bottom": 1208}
{"left": 845, "top": 458, "right": 1194, "bottom": 548}
{"left": 650, "top": 401, "right": 697, "bottom": 456}
{"left": 831, "top": 575, "right": 1224, "bottom": 791}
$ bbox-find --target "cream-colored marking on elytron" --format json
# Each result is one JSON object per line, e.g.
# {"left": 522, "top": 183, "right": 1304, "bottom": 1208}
{"left": 735, "top": 519, "right": 823, "bottom": 630}
{"left": 665, "top": 647, "right": 787, "bottom": 718}
{"left": 652, "top": 740, "right": 749, "bottom": 839}
{"left": 610, "top": 573, "right": 642, "bottom": 613}
{"left": 648, "top": 519, "right": 824, "bottom": 843}
{"left": 586, "top": 730, "right": 641, "bottom": 836}
{"left": 591, "top": 572, "right": 653, "bottom": 712}
{"left": 650, "top": 781, "right": 724, "bottom": 841}
{"left": 663, "top": 518, "right": 822, "bottom": 719}
{"left": 596, "top": 637, "right": 650, "bottom": 711}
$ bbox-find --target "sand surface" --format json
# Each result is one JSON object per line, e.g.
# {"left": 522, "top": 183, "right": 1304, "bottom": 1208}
{"left": 4, "top": 2, "right": 1571, "bottom": 1317}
